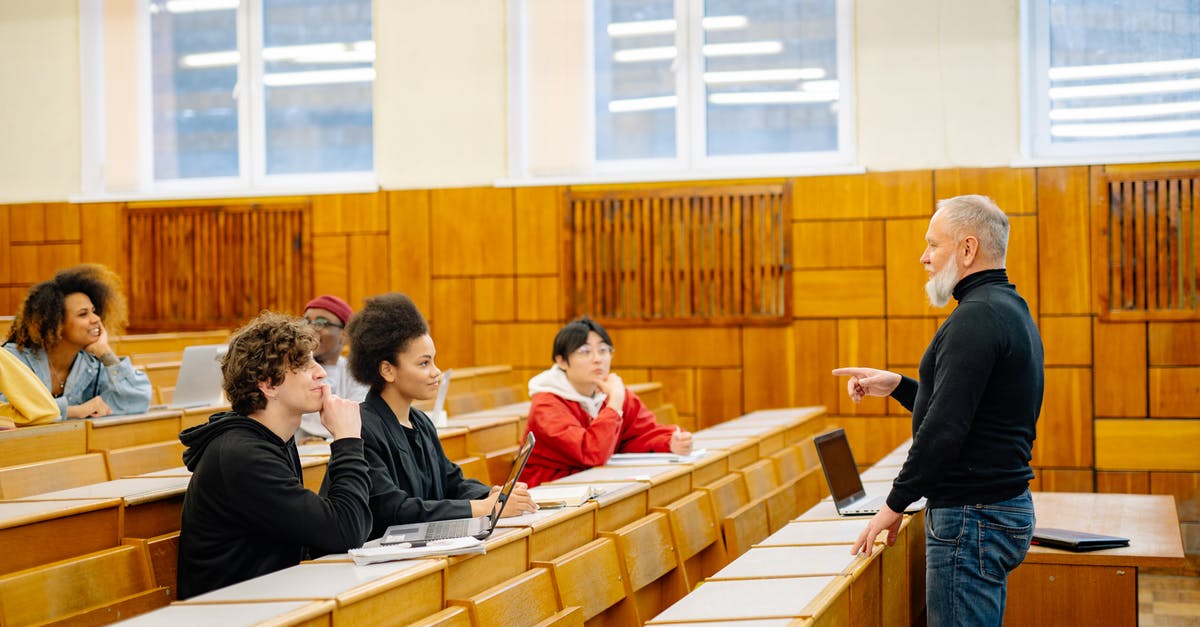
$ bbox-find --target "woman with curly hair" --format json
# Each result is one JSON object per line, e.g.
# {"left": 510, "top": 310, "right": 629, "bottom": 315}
{"left": 2, "top": 263, "right": 152, "bottom": 419}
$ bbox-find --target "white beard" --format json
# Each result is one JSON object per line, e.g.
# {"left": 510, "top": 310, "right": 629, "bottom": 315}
{"left": 925, "top": 262, "right": 959, "bottom": 308}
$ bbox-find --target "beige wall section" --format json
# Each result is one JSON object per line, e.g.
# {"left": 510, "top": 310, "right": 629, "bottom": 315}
{"left": 856, "top": 0, "right": 1020, "bottom": 170}
{"left": 0, "top": 1, "right": 80, "bottom": 202}
{"left": 374, "top": 1, "right": 509, "bottom": 189}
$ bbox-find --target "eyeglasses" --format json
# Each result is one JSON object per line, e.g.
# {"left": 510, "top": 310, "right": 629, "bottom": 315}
{"left": 573, "top": 344, "right": 614, "bottom": 359}
{"left": 305, "top": 317, "right": 344, "bottom": 330}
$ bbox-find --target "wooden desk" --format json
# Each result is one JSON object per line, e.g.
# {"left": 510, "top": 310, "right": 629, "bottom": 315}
{"left": 453, "top": 401, "right": 531, "bottom": 420}
{"left": 695, "top": 423, "right": 788, "bottom": 456}
{"left": 1004, "top": 492, "right": 1187, "bottom": 627}
{"left": 688, "top": 435, "right": 760, "bottom": 470}
{"left": 0, "top": 421, "right": 87, "bottom": 467}
{"left": 860, "top": 465, "right": 901, "bottom": 482}
{"left": 444, "top": 526, "right": 531, "bottom": 600}
{"left": 182, "top": 559, "right": 447, "bottom": 626}
{"left": 86, "top": 410, "right": 184, "bottom": 451}
{"left": 725, "top": 406, "right": 826, "bottom": 444}
{"left": 11, "top": 475, "right": 191, "bottom": 538}
{"left": 117, "top": 600, "right": 336, "bottom": 627}
{"left": 591, "top": 481, "right": 650, "bottom": 532}
{"left": 181, "top": 404, "right": 231, "bottom": 431}
{"left": 709, "top": 545, "right": 865, "bottom": 579}
{"left": 646, "top": 576, "right": 842, "bottom": 623}
{"left": 433, "top": 426, "right": 469, "bottom": 460}
{"left": 444, "top": 415, "right": 520, "bottom": 456}
{"left": 547, "top": 465, "right": 692, "bottom": 508}
{"left": 496, "top": 501, "right": 598, "bottom": 562}
{"left": 758, "top": 519, "right": 880, "bottom": 546}
{"left": 0, "top": 498, "right": 123, "bottom": 575}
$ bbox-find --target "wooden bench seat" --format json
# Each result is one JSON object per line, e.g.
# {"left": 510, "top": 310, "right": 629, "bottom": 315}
{"left": 104, "top": 440, "right": 186, "bottom": 479}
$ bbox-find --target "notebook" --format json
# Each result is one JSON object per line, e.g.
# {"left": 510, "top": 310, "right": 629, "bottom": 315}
{"left": 813, "top": 428, "right": 926, "bottom": 516}
{"left": 1032, "top": 527, "right": 1129, "bottom": 552}
{"left": 165, "top": 345, "right": 227, "bottom": 409}
{"left": 381, "top": 431, "right": 535, "bottom": 547}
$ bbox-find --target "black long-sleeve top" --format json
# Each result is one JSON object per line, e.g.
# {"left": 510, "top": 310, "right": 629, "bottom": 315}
{"left": 886, "top": 269, "right": 1044, "bottom": 512}
{"left": 328, "top": 392, "right": 491, "bottom": 540}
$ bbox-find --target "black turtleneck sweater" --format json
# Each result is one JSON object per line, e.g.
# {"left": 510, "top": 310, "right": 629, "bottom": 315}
{"left": 886, "top": 268, "right": 1044, "bottom": 512}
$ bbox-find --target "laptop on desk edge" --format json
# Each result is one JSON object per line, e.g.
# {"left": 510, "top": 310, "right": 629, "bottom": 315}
{"left": 381, "top": 431, "right": 535, "bottom": 546}
{"left": 156, "top": 344, "right": 227, "bottom": 410}
{"left": 813, "top": 428, "right": 926, "bottom": 517}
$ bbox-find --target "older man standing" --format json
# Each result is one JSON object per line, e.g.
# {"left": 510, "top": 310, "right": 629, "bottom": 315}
{"left": 833, "top": 195, "right": 1043, "bottom": 627}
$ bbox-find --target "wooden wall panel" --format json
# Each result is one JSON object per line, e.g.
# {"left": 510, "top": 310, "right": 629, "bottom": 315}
{"left": 1148, "top": 322, "right": 1200, "bottom": 366}
{"left": 311, "top": 235, "right": 350, "bottom": 301}
{"left": 473, "top": 277, "right": 515, "bottom": 322}
{"left": 1096, "top": 471, "right": 1150, "bottom": 494}
{"left": 609, "top": 326, "right": 742, "bottom": 368}
{"left": 650, "top": 368, "right": 697, "bottom": 416}
{"left": 886, "top": 318, "right": 936, "bottom": 367}
{"left": 430, "top": 187, "right": 514, "bottom": 276}
{"left": 515, "top": 276, "right": 560, "bottom": 321}
{"left": 793, "top": 320, "right": 841, "bottom": 413}
{"left": 1037, "top": 167, "right": 1091, "bottom": 315}
{"left": 8, "top": 203, "right": 44, "bottom": 242}
{"left": 346, "top": 234, "right": 391, "bottom": 307}
{"left": 697, "top": 367, "right": 743, "bottom": 427}
{"left": 1035, "top": 468, "right": 1093, "bottom": 493}
{"left": 311, "top": 192, "right": 388, "bottom": 234}
{"left": 932, "top": 167, "right": 1037, "bottom": 215}
{"left": 473, "top": 322, "right": 561, "bottom": 369}
{"left": 513, "top": 186, "right": 562, "bottom": 275}
{"left": 1093, "top": 320, "right": 1147, "bottom": 417}
{"left": 1033, "top": 367, "right": 1093, "bottom": 467}
{"left": 793, "top": 269, "right": 886, "bottom": 317}
{"left": 1095, "top": 419, "right": 1200, "bottom": 471}
{"left": 742, "top": 325, "right": 795, "bottom": 412}
{"left": 79, "top": 203, "right": 125, "bottom": 278}
{"left": 44, "top": 203, "right": 81, "bottom": 241}
{"left": 863, "top": 171, "right": 934, "bottom": 219}
{"left": 1007, "top": 215, "right": 1040, "bottom": 319}
{"left": 1040, "top": 316, "right": 1091, "bottom": 366}
{"left": 1149, "top": 367, "right": 1200, "bottom": 418}
{"left": 387, "top": 190, "right": 432, "bottom": 311}
{"left": 38, "top": 245, "right": 80, "bottom": 280}
{"left": 1151, "top": 472, "right": 1200, "bottom": 522}
{"left": 10, "top": 245, "right": 42, "bottom": 284}
{"left": 791, "top": 220, "right": 884, "bottom": 269}
{"left": 430, "top": 278, "right": 475, "bottom": 370}
{"left": 836, "top": 319, "right": 888, "bottom": 416}
{"left": 792, "top": 174, "right": 866, "bottom": 220}
{"left": 885, "top": 219, "right": 942, "bottom": 317}
{"left": 0, "top": 205, "right": 9, "bottom": 285}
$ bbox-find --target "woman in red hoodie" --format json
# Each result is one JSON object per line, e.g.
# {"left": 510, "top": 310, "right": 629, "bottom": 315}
{"left": 519, "top": 317, "right": 693, "bottom": 487}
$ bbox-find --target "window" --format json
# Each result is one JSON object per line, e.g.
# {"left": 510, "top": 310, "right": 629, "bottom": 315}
{"left": 510, "top": 0, "right": 853, "bottom": 180}
{"left": 1024, "top": 0, "right": 1200, "bottom": 161}
{"left": 83, "top": 0, "right": 374, "bottom": 196}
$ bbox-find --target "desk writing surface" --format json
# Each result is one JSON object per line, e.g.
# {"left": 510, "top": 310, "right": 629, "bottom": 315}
{"left": 1025, "top": 492, "right": 1185, "bottom": 567}
{"left": 0, "top": 498, "right": 122, "bottom": 526}
{"left": 184, "top": 559, "right": 445, "bottom": 602}
{"left": 696, "top": 422, "right": 788, "bottom": 438}
{"left": 735, "top": 406, "right": 825, "bottom": 423}
{"left": 88, "top": 408, "right": 183, "bottom": 426}
{"left": 647, "top": 620, "right": 806, "bottom": 627}
{"left": 797, "top": 499, "right": 843, "bottom": 521}
{"left": 297, "top": 443, "right": 332, "bottom": 457}
{"left": 544, "top": 464, "right": 688, "bottom": 485}
{"left": 759, "top": 519, "right": 879, "bottom": 546}
{"left": 116, "top": 600, "right": 335, "bottom": 626}
{"left": 130, "top": 466, "right": 192, "bottom": 478}
{"left": 710, "top": 545, "right": 863, "bottom": 579}
{"left": 859, "top": 465, "right": 900, "bottom": 482}
{"left": 452, "top": 402, "right": 531, "bottom": 420}
{"left": 11, "top": 475, "right": 191, "bottom": 503}
{"left": 494, "top": 500, "right": 596, "bottom": 529}
{"left": 650, "top": 577, "right": 838, "bottom": 622}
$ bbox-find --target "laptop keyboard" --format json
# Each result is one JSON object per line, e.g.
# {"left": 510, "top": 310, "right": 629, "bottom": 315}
{"left": 425, "top": 519, "right": 471, "bottom": 540}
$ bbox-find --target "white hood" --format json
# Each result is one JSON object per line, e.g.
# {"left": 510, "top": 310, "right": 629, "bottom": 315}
{"left": 527, "top": 366, "right": 607, "bottom": 418}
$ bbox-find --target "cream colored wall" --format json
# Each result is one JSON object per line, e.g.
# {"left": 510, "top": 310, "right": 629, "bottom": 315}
{"left": 0, "top": 0, "right": 1023, "bottom": 201}
{"left": 856, "top": 0, "right": 1021, "bottom": 169}
{"left": 0, "top": 1, "right": 81, "bottom": 202}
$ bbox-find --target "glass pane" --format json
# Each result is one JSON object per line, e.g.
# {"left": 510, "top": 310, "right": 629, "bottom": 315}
{"left": 703, "top": 0, "right": 840, "bottom": 156}
{"left": 262, "top": 0, "right": 374, "bottom": 175}
{"left": 1046, "top": 0, "right": 1200, "bottom": 145}
{"left": 149, "top": 0, "right": 240, "bottom": 180}
{"left": 594, "top": 0, "right": 677, "bottom": 161}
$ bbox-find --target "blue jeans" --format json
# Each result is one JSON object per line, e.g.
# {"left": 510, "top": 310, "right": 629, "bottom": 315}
{"left": 925, "top": 489, "right": 1034, "bottom": 627}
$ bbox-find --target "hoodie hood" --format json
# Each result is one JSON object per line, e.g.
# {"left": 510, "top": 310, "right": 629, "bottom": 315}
{"left": 180, "top": 411, "right": 283, "bottom": 470}
{"left": 528, "top": 366, "right": 607, "bottom": 417}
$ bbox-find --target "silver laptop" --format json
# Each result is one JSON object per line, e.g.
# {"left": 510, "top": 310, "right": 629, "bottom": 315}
{"left": 814, "top": 428, "right": 926, "bottom": 516}
{"left": 166, "top": 344, "right": 228, "bottom": 409}
{"left": 381, "top": 432, "right": 535, "bottom": 547}
{"left": 432, "top": 369, "right": 452, "bottom": 415}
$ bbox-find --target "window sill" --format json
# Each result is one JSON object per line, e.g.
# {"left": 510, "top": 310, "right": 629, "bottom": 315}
{"left": 495, "top": 164, "right": 866, "bottom": 188}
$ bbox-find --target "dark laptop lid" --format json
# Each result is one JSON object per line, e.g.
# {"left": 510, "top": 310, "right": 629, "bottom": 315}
{"left": 483, "top": 431, "right": 536, "bottom": 529}
{"left": 813, "top": 428, "right": 869, "bottom": 510}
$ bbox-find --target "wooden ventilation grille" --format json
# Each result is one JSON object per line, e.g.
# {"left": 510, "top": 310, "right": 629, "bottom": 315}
{"left": 125, "top": 201, "right": 312, "bottom": 331}
{"left": 565, "top": 185, "right": 791, "bottom": 324}
{"left": 1095, "top": 168, "right": 1199, "bottom": 321}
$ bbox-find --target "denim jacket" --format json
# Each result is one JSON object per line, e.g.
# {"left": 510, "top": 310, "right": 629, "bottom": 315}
{"left": 1, "top": 343, "right": 153, "bottom": 419}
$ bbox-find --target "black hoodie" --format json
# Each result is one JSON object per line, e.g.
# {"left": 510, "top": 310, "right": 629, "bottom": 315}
{"left": 176, "top": 411, "right": 372, "bottom": 599}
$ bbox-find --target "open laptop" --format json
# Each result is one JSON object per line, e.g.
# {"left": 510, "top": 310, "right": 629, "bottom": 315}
{"left": 164, "top": 344, "right": 227, "bottom": 409}
{"left": 814, "top": 428, "right": 926, "bottom": 516}
{"left": 381, "top": 431, "right": 535, "bottom": 547}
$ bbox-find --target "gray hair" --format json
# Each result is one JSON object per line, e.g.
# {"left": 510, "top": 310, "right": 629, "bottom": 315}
{"left": 935, "top": 194, "right": 1009, "bottom": 263}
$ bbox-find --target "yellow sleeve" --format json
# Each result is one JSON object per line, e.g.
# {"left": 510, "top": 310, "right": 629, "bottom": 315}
{"left": 0, "top": 348, "right": 59, "bottom": 426}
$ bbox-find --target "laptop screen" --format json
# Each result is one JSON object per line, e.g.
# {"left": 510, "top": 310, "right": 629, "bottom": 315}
{"left": 813, "top": 429, "right": 867, "bottom": 506}
{"left": 486, "top": 432, "right": 536, "bottom": 524}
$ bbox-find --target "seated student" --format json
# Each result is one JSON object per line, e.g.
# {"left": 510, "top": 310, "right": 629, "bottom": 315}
{"left": 520, "top": 317, "right": 693, "bottom": 487}
{"left": 177, "top": 312, "right": 371, "bottom": 599}
{"left": 296, "top": 294, "right": 369, "bottom": 443}
{"left": 2, "top": 264, "right": 151, "bottom": 419}
{"left": 0, "top": 348, "right": 59, "bottom": 430}
{"left": 332, "top": 292, "right": 537, "bottom": 540}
